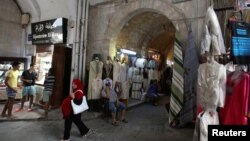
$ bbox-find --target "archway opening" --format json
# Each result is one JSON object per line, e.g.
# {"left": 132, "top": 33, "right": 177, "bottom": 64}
{"left": 113, "top": 11, "right": 176, "bottom": 105}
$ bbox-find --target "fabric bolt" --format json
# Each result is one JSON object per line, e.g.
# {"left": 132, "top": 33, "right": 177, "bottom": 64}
{"left": 169, "top": 39, "right": 185, "bottom": 126}
{"left": 180, "top": 32, "right": 199, "bottom": 127}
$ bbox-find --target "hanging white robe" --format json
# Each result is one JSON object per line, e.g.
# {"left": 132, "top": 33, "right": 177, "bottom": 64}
{"left": 113, "top": 61, "right": 121, "bottom": 86}
{"left": 193, "top": 111, "right": 219, "bottom": 141}
{"left": 120, "top": 63, "right": 128, "bottom": 82}
{"left": 120, "top": 80, "right": 129, "bottom": 99}
{"left": 90, "top": 77, "right": 103, "bottom": 100}
{"left": 197, "top": 59, "right": 226, "bottom": 110}
{"left": 88, "top": 60, "right": 103, "bottom": 100}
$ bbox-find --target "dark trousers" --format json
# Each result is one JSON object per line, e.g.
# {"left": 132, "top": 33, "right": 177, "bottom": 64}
{"left": 63, "top": 113, "right": 89, "bottom": 140}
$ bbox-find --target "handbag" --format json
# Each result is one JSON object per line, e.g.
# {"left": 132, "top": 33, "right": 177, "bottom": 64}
{"left": 71, "top": 91, "right": 89, "bottom": 114}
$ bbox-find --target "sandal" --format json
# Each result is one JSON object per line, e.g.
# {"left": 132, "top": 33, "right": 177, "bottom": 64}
{"left": 111, "top": 121, "right": 119, "bottom": 126}
{"left": 15, "top": 108, "right": 23, "bottom": 112}
{"left": 27, "top": 108, "right": 33, "bottom": 112}
{"left": 121, "top": 119, "right": 128, "bottom": 123}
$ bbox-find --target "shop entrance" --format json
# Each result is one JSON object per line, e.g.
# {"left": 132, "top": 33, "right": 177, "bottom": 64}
{"left": 111, "top": 11, "right": 176, "bottom": 108}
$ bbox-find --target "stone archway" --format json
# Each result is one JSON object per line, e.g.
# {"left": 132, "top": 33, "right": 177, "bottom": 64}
{"left": 103, "top": 0, "right": 189, "bottom": 58}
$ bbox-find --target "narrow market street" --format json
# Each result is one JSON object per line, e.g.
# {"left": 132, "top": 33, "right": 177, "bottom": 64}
{"left": 0, "top": 103, "right": 194, "bottom": 141}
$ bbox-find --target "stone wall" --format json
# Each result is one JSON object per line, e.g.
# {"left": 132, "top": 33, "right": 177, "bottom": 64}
{"left": 0, "top": 0, "right": 24, "bottom": 57}
{"left": 87, "top": 0, "right": 208, "bottom": 67}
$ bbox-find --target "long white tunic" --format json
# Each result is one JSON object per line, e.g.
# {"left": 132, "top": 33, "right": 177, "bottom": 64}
{"left": 113, "top": 61, "right": 121, "bottom": 86}
{"left": 88, "top": 60, "right": 103, "bottom": 100}
{"left": 197, "top": 59, "right": 226, "bottom": 110}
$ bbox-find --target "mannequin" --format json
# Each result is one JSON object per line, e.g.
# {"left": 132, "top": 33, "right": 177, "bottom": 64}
{"left": 119, "top": 57, "right": 129, "bottom": 105}
{"left": 112, "top": 57, "right": 121, "bottom": 88}
{"left": 88, "top": 57, "right": 103, "bottom": 100}
{"left": 120, "top": 57, "right": 128, "bottom": 83}
{"left": 102, "top": 56, "right": 113, "bottom": 79}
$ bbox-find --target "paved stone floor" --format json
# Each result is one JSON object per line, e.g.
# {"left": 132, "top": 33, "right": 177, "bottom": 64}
{"left": 0, "top": 102, "right": 194, "bottom": 141}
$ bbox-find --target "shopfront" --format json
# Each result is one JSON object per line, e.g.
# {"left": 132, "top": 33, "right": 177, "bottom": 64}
{"left": 31, "top": 17, "right": 72, "bottom": 107}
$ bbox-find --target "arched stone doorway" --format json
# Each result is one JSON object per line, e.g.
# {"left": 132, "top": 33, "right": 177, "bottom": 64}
{"left": 102, "top": 0, "right": 189, "bottom": 59}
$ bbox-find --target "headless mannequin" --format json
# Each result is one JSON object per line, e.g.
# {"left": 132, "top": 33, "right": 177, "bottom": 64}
{"left": 88, "top": 56, "right": 103, "bottom": 111}
{"left": 102, "top": 56, "right": 113, "bottom": 79}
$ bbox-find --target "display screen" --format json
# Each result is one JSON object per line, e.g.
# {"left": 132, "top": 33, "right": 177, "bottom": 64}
{"left": 230, "top": 21, "right": 250, "bottom": 64}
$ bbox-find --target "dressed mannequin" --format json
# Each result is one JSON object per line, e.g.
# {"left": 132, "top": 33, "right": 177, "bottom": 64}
{"left": 102, "top": 56, "right": 113, "bottom": 80}
{"left": 119, "top": 57, "right": 129, "bottom": 105}
{"left": 120, "top": 57, "right": 128, "bottom": 83}
{"left": 112, "top": 57, "right": 121, "bottom": 88}
{"left": 88, "top": 57, "right": 103, "bottom": 100}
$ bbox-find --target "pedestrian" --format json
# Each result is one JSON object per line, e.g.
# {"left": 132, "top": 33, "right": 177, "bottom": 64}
{"left": 61, "top": 79, "right": 93, "bottom": 141}
{"left": 1, "top": 61, "right": 21, "bottom": 119}
{"left": 15, "top": 63, "right": 38, "bottom": 112}
{"left": 40, "top": 68, "right": 55, "bottom": 119}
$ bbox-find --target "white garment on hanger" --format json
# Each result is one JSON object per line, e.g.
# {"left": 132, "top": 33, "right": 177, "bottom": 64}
{"left": 199, "top": 111, "right": 219, "bottom": 141}
{"left": 88, "top": 60, "right": 103, "bottom": 99}
{"left": 113, "top": 61, "right": 121, "bottom": 85}
{"left": 90, "top": 78, "right": 103, "bottom": 100}
{"left": 197, "top": 59, "right": 227, "bottom": 110}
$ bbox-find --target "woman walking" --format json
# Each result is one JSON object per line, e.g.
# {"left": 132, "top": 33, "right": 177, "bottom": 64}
{"left": 61, "top": 79, "right": 93, "bottom": 141}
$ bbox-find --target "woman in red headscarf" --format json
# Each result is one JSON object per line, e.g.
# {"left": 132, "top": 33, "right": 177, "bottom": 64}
{"left": 61, "top": 79, "right": 93, "bottom": 141}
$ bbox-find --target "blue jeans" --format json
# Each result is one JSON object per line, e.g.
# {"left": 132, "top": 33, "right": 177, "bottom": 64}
{"left": 109, "top": 101, "right": 125, "bottom": 113}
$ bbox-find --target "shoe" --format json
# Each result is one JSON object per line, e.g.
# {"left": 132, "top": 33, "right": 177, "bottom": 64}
{"left": 15, "top": 108, "right": 23, "bottom": 112}
{"left": 121, "top": 119, "right": 128, "bottom": 123}
{"left": 1, "top": 114, "right": 7, "bottom": 117}
{"left": 111, "top": 121, "right": 119, "bottom": 126}
{"left": 7, "top": 115, "right": 17, "bottom": 120}
{"left": 83, "top": 129, "right": 94, "bottom": 138}
{"left": 27, "top": 108, "right": 33, "bottom": 112}
{"left": 60, "top": 139, "right": 70, "bottom": 141}
{"left": 38, "top": 116, "right": 48, "bottom": 120}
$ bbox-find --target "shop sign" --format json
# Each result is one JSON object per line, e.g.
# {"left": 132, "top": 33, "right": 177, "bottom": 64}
{"left": 172, "top": 0, "right": 191, "bottom": 3}
{"left": 31, "top": 18, "right": 67, "bottom": 45}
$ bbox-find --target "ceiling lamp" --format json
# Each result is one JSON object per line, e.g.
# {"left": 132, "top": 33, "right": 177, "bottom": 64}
{"left": 120, "top": 49, "right": 136, "bottom": 55}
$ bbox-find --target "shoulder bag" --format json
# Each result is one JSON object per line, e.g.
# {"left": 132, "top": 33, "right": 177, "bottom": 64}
{"left": 71, "top": 90, "right": 89, "bottom": 114}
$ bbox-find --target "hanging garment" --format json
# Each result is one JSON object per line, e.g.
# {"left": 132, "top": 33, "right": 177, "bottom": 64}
{"left": 89, "top": 78, "right": 103, "bottom": 100}
{"left": 197, "top": 59, "right": 227, "bottom": 111}
{"left": 169, "top": 39, "right": 185, "bottom": 126}
{"left": 113, "top": 61, "right": 121, "bottom": 86}
{"left": 102, "top": 61, "right": 113, "bottom": 80}
{"left": 219, "top": 72, "right": 250, "bottom": 125}
{"left": 180, "top": 32, "right": 199, "bottom": 127}
{"left": 88, "top": 60, "right": 103, "bottom": 99}
{"left": 120, "top": 80, "right": 129, "bottom": 99}
{"left": 193, "top": 111, "right": 219, "bottom": 141}
{"left": 120, "top": 63, "right": 128, "bottom": 83}
{"left": 205, "top": 6, "right": 226, "bottom": 54}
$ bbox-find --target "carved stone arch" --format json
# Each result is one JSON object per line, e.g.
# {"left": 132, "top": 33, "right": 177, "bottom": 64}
{"left": 103, "top": 0, "right": 189, "bottom": 58}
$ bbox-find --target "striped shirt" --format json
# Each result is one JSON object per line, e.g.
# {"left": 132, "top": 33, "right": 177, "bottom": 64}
{"left": 43, "top": 75, "right": 55, "bottom": 92}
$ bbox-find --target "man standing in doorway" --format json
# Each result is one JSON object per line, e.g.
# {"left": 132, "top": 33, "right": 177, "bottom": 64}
{"left": 15, "top": 63, "right": 38, "bottom": 112}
